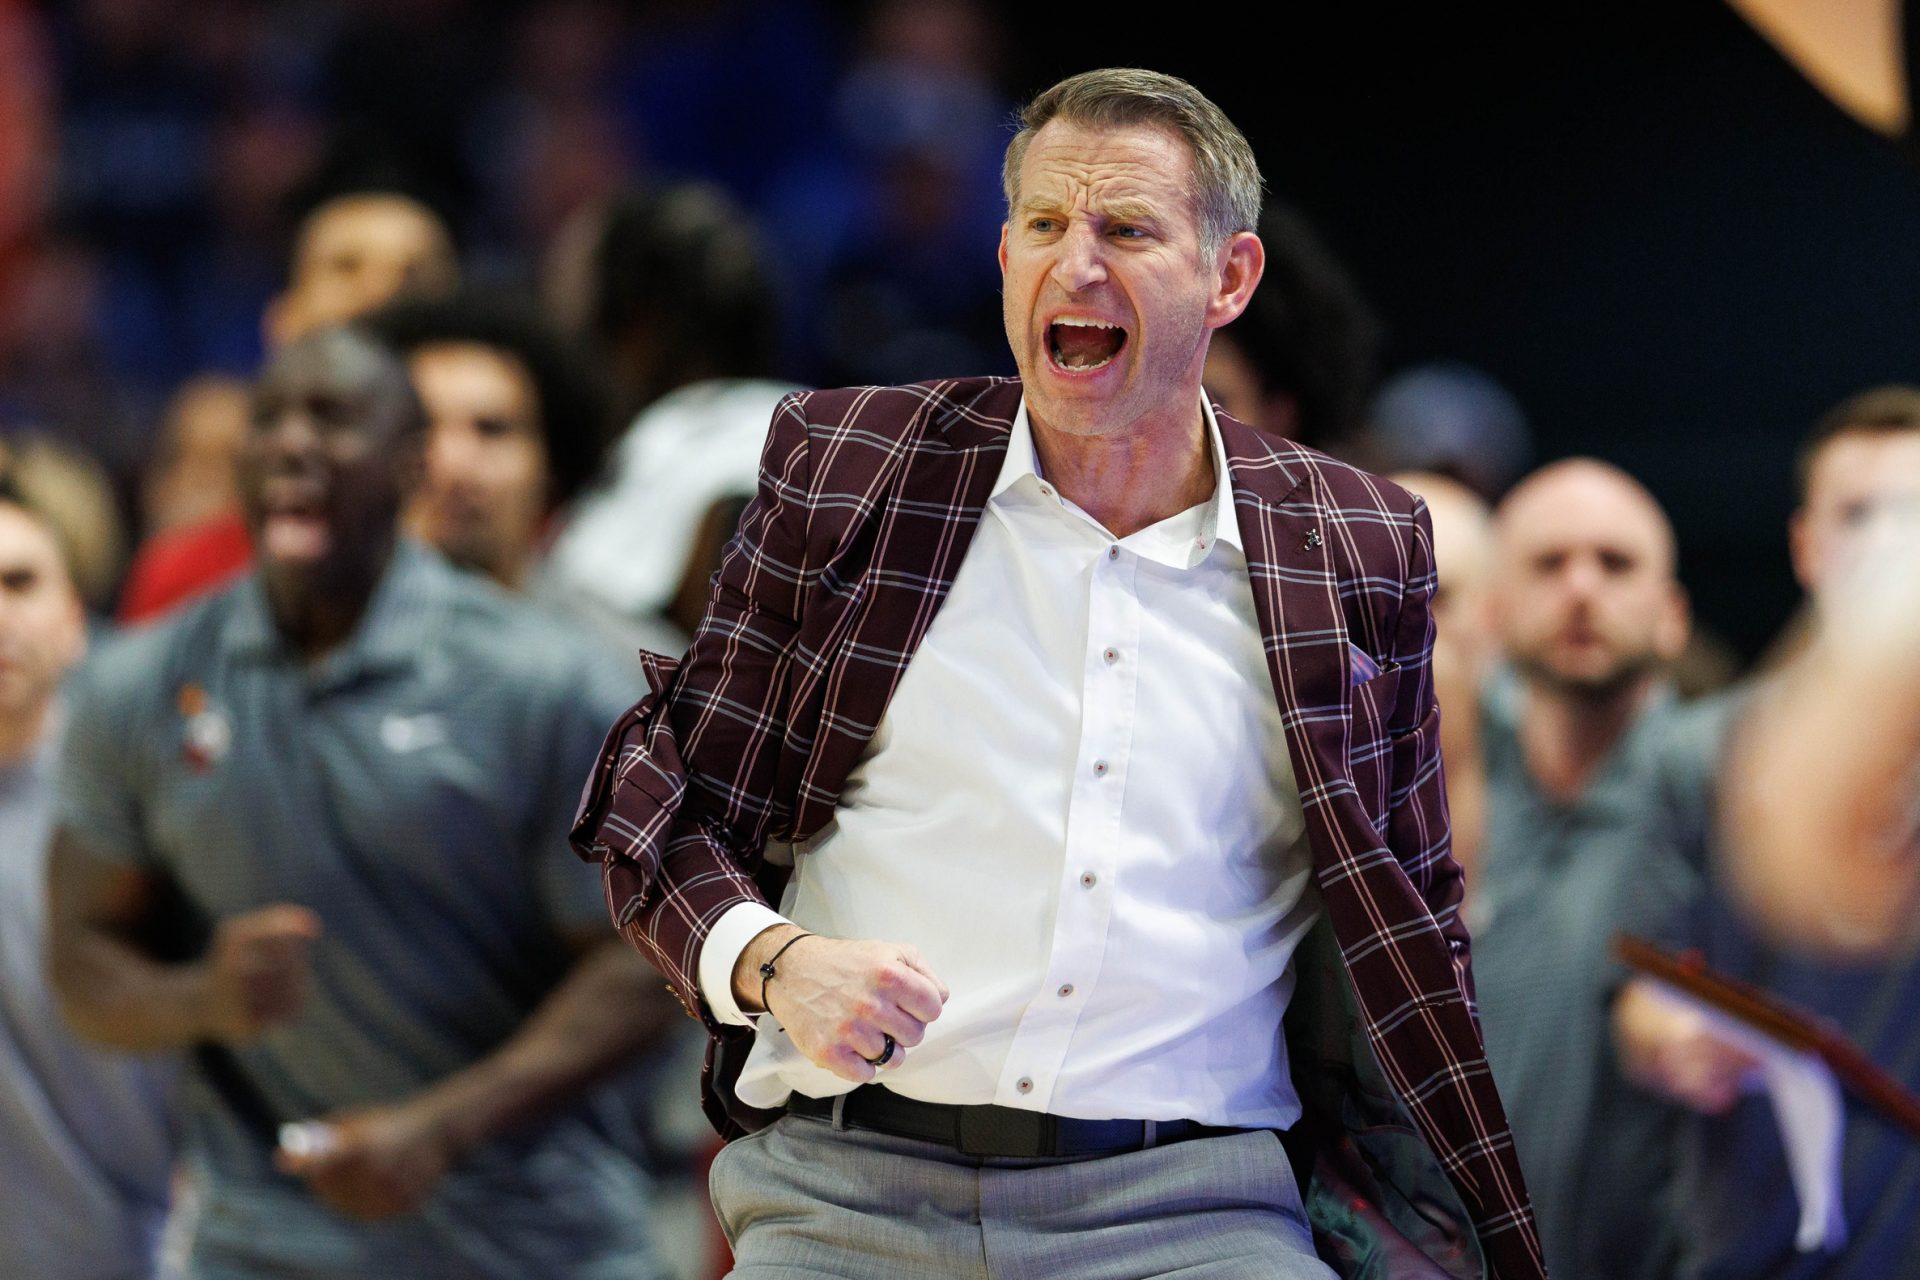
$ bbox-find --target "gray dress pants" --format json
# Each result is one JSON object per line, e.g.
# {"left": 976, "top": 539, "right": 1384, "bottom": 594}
{"left": 709, "top": 1113, "right": 1336, "bottom": 1279}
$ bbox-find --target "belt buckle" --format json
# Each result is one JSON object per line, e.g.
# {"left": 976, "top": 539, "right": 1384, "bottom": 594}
{"left": 956, "top": 1105, "right": 1051, "bottom": 1157}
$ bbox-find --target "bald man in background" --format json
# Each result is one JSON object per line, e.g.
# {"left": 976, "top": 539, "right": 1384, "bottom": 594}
{"left": 1471, "top": 459, "right": 1699, "bottom": 1280}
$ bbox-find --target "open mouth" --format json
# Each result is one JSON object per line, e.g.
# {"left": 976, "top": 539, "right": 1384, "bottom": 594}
{"left": 1047, "top": 318, "right": 1127, "bottom": 374}
{"left": 257, "top": 488, "right": 335, "bottom": 563}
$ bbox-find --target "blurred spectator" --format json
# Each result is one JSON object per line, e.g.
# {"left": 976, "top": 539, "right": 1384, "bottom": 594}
{"left": 1389, "top": 470, "right": 1494, "bottom": 887}
{"left": 47, "top": 328, "right": 674, "bottom": 1279}
{"left": 1361, "top": 361, "right": 1533, "bottom": 501}
{"left": 262, "top": 192, "right": 459, "bottom": 349}
{"left": 0, "top": 480, "right": 177, "bottom": 1280}
{"left": 0, "top": 432, "right": 128, "bottom": 612}
{"left": 121, "top": 189, "right": 460, "bottom": 625}
{"left": 365, "top": 291, "right": 611, "bottom": 590}
{"left": 119, "top": 376, "right": 255, "bottom": 626}
{"left": 1615, "top": 384, "right": 1920, "bottom": 1277}
{"left": 140, "top": 375, "right": 251, "bottom": 536}
{"left": 545, "top": 184, "right": 801, "bottom": 642}
{"left": 1207, "top": 203, "right": 1383, "bottom": 446}
{"left": 1472, "top": 458, "right": 1696, "bottom": 1280}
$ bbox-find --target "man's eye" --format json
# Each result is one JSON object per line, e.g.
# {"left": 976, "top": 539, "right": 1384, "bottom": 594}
{"left": 1029, "top": 218, "right": 1059, "bottom": 234}
{"left": 474, "top": 416, "right": 515, "bottom": 440}
{"left": 1111, "top": 225, "right": 1145, "bottom": 239}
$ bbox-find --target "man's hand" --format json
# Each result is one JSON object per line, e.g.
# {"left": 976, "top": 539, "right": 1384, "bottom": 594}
{"left": 198, "top": 904, "right": 322, "bottom": 1041}
{"left": 274, "top": 1098, "right": 459, "bottom": 1220}
{"left": 1612, "top": 978, "right": 1762, "bottom": 1115}
{"left": 733, "top": 926, "right": 949, "bottom": 1083}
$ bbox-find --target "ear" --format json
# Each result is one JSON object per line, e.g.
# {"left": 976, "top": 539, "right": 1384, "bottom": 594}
{"left": 997, "top": 222, "right": 1010, "bottom": 276}
{"left": 1206, "top": 231, "right": 1265, "bottom": 330}
{"left": 1656, "top": 583, "right": 1692, "bottom": 663}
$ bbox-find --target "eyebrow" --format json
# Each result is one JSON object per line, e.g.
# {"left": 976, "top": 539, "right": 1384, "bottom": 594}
{"left": 1015, "top": 194, "right": 1164, "bottom": 225}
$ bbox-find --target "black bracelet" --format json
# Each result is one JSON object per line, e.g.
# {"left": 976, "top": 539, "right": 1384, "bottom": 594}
{"left": 757, "top": 931, "right": 814, "bottom": 1021}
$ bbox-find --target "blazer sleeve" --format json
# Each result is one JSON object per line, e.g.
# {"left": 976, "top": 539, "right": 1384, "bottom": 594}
{"left": 1384, "top": 495, "right": 1477, "bottom": 1010}
{"left": 572, "top": 393, "right": 814, "bottom": 1029}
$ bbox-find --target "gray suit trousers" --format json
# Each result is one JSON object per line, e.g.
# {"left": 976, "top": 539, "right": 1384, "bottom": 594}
{"left": 709, "top": 1112, "right": 1335, "bottom": 1279}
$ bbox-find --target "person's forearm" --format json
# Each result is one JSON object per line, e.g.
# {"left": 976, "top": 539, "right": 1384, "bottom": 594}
{"left": 405, "top": 942, "right": 680, "bottom": 1155}
{"left": 51, "top": 927, "right": 215, "bottom": 1051}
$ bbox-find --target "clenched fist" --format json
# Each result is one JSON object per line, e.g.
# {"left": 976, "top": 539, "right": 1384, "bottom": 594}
{"left": 199, "top": 904, "right": 322, "bottom": 1041}
{"left": 733, "top": 926, "right": 950, "bottom": 1083}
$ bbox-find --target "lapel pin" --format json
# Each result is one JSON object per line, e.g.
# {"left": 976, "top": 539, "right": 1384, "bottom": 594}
{"left": 1303, "top": 528, "right": 1322, "bottom": 551}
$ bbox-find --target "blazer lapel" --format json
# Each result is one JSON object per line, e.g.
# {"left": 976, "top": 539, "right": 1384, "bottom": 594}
{"left": 792, "top": 379, "right": 1021, "bottom": 833}
{"left": 1217, "top": 409, "right": 1353, "bottom": 826}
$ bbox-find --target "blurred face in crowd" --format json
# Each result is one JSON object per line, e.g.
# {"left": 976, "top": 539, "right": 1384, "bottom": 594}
{"left": 1490, "top": 460, "right": 1687, "bottom": 699}
{"left": 1394, "top": 471, "right": 1495, "bottom": 670}
{"left": 1791, "top": 428, "right": 1920, "bottom": 605}
{"left": 0, "top": 503, "right": 85, "bottom": 729}
{"left": 999, "top": 120, "right": 1261, "bottom": 439}
{"left": 403, "top": 342, "right": 552, "bottom": 589}
{"left": 238, "top": 330, "right": 421, "bottom": 606}
{"left": 267, "top": 196, "right": 459, "bottom": 346}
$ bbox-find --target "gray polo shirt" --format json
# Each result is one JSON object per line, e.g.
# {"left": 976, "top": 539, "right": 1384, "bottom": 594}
{"left": 58, "top": 541, "right": 665, "bottom": 1280}
{"left": 1471, "top": 673, "right": 1709, "bottom": 1280}
{"left": 0, "top": 714, "right": 177, "bottom": 1280}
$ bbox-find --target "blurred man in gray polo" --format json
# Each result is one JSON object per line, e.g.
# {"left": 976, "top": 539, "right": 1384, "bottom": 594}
{"left": 46, "top": 327, "right": 674, "bottom": 1280}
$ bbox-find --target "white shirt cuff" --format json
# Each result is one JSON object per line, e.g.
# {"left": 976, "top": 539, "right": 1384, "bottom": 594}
{"left": 698, "top": 902, "right": 796, "bottom": 1027}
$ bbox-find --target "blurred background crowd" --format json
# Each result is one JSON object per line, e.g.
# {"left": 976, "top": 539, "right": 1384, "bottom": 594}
{"left": 2, "top": 1, "right": 1919, "bottom": 1278}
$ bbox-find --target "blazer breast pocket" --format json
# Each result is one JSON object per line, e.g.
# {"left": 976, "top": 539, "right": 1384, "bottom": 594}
{"left": 1346, "top": 644, "right": 1403, "bottom": 748}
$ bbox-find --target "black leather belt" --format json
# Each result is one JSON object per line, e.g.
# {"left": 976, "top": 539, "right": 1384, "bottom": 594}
{"left": 787, "top": 1085, "right": 1244, "bottom": 1158}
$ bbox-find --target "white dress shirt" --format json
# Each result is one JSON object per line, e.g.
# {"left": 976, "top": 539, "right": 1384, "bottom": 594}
{"left": 699, "top": 395, "right": 1318, "bottom": 1128}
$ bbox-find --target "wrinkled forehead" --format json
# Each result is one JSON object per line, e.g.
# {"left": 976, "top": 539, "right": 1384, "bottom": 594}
{"left": 1014, "top": 120, "right": 1199, "bottom": 215}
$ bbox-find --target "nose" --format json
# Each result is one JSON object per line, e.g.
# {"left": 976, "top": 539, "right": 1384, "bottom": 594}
{"left": 1560, "top": 555, "right": 1606, "bottom": 602}
{"left": 425, "top": 421, "right": 482, "bottom": 489}
{"left": 1050, "top": 222, "right": 1109, "bottom": 293}
{"left": 254, "top": 407, "right": 321, "bottom": 459}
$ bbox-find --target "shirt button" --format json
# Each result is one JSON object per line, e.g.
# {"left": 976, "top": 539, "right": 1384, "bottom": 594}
{"left": 1057, "top": 983, "right": 1075, "bottom": 998}
{"left": 1017, "top": 1077, "right": 1034, "bottom": 1094}
{"left": 1039, "top": 484, "right": 1054, "bottom": 499}
{"left": 1092, "top": 759, "right": 1108, "bottom": 777}
{"left": 1080, "top": 871, "right": 1097, "bottom": 889}
{"left": 1102, "top": 647, "right": 1118, "bottom": 665}
{"left": 1107, "top": 545, "right": 1119, "bottom": 560}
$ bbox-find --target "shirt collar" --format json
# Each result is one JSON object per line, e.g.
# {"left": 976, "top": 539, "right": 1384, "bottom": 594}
{"left": 223, "top": 539, "right": 452, "bottom": 686}
{"left": 993, "top": 391, "right": 1244, "bottom": 553}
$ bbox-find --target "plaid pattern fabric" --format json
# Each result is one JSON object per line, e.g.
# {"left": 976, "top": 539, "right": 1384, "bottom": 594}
{"left": 573, "top": 377, "right": 1544, "bottom": 1279}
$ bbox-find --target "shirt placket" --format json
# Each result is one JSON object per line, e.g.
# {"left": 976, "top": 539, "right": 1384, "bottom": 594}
{"left": 996, "top": 535, "right": 1142, "bottom": 1110}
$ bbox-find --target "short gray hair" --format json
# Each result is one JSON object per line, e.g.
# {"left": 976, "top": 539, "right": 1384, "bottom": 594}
{"left": 1001, "top": 68, "right": 1264, "bottom": 253}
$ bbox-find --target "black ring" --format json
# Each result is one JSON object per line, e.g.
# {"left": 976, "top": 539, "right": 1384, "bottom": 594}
{"left": 865, "top": 1034, "right": 896, "bottom": 1067}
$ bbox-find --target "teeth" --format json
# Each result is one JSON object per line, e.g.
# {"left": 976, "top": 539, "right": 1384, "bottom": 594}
{"left": 1053, "top": 317, "right": 1118, "bottom": 329}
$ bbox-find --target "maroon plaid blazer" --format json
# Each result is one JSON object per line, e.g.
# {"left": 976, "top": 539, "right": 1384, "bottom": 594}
{"left": 574, "top": 377, "right": 1546, "bottom": 1280}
